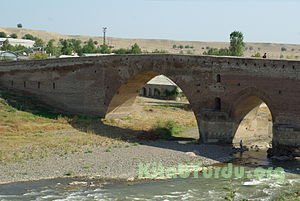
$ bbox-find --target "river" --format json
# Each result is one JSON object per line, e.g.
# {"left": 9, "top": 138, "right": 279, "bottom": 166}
{"left": 0, "top": 151, "right": 299, "bottom": 201}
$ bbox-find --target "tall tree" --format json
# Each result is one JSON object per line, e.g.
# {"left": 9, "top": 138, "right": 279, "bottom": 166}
{"left": 229, "top": 31, "right": 245, "bottom": 56}
{"left": 46, "top": 39, "right": 60, "bottom": 56}
{"left": 130, "top": 43, "right": 142, "bottom": 54}
{"left": 82, "top": 39, "right": 96, "bottom": 53}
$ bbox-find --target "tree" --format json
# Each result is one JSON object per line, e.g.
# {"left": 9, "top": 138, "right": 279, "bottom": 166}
{"left": 46, "top": 39, "right": 60, "bottom": 56}
{"left": 34, "top": 37, "right": 45, "bottom": 47}
{"left": 82, "top": 39, "right": 96, "bottom": 53}
{"left": 98, "top": 44, "right": 111, "bottom": 54}
{"left": 22, "top": 34, "right": 35, "bottom": 40}
{"left": 0, "top": 32, "right": 7, "bottom": 38}
{"left": 0, "top": 39, "right": 12, "bottom": 51}
{"left": 229, "top": 31, "right": 245, "bottom": 56}
{"left": 17, "top": 24, "right": 23, "bottom": 28}
{"left": 130, "top": 43, "right": 142, "bottom": 54}
{"left": 59, "top": 39, "right": 83, "bottom": 55}
{"left": 10, "top": 33, "right": 18, "bottom": 39}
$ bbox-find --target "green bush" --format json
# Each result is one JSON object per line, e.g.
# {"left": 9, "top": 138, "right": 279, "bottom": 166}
{"left": 151, "top": 120, "right": 183, "bottom": 139}
{"left": 29, "top": 52, "right": 48, "bottom": 60}
{"left": 281, "top": 47, "right": 287, "bottom": 52}
{"left": 251, "top": 52, "right": 261, "bottom": 57}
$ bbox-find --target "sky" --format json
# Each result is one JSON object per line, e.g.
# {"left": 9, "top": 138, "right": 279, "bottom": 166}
{"left": 2, "top": 0, "right": 300, "bottom": 44}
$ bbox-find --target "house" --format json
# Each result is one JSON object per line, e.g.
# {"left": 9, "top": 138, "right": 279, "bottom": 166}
{"left": 140, "top": 75, "right": 183, "bottom": 100}
{"left": 0, "top": 38, "right": 35, "bottom": 48}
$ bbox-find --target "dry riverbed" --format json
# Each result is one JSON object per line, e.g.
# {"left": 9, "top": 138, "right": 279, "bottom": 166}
{"left": 0, "top": 129, "right": 233, "bottom": 184}
{"left": 0, "top": 91, "right": 235, "bottom": 184}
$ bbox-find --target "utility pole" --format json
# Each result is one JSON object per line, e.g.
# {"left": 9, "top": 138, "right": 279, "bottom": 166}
{"left": 102, "top": 27, "right": 107, "bottom": 46}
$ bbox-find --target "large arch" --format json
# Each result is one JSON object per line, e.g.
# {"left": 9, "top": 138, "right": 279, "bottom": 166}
{"left": 230, "top": 87, "right": 275, "bottom": 125}
{"left": 104, "top": 70, "right": 201, "bottom": 139}
{"left": 230, "top": 88, "right": 275, "bottom": 147}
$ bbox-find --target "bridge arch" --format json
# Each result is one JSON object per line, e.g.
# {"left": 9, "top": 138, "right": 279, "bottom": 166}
{"left": 104, "top": 69, "right": 201, "bottom": 139}
{"left": 230, "top": 87, "right": 275, "bottom": 147}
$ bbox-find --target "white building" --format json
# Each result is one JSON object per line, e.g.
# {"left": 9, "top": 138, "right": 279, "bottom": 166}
{"left": 140, "top": 75, "right": 183, "bottom": 100}
{"left": 0, "top": 38, "right": 35, "bottom": 48}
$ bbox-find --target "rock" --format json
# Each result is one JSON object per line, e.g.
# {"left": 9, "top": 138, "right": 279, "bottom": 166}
{"left": 68, "top": 181, "right": 88, "bottom": 186}
{"left": 126, "top": 177, "right": 135, "bottom": 182}
{"left": 185, "top": 152, "right": 197, "bottom": 157}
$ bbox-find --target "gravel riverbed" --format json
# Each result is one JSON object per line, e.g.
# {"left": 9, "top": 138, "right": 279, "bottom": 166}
{"left": 0, "top": 140, "right": 233, "bottom": 184}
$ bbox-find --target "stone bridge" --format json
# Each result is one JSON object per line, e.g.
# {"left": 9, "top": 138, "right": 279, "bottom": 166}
{"left": 0, "top": 54, "right": 299, "bottom": 156}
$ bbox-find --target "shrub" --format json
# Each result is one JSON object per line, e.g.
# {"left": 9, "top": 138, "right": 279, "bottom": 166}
{"left": 251, "top": 52, "right": 261, "bottom": 57}
{"left": 151, "top": 120, "right": 183, "bottom": 139}
{"left": 172, "top": 44, "right": 177, "bottom": 49}
{"left": 281, "top": 47, "right": 287, "bottom": 52}
{"left": 152, "top": 49, "right": 168, "bottom": 53}
{"left": 0, "top": 32, "right": 7, "bottom": 38}
{"left": 10, "top": 33, "right": 18, "bottom": 39}
{"left": 29, "top": 53, "right": 48, "bottom": 60}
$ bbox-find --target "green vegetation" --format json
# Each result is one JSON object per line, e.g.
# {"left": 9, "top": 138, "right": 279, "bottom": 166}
{"left": 164, "top": 87, "right": 180, "bottom": 99}
{"left": 229, "top": 31, "right": 245, "bottom": 56}
{"left": 203, "top": 48, "right": 230, "bottom": 56}
{"left": 29, "top": 52, "right": 48, "bottom": 60}
{"left": 275, "top": 191, "right": 300, "bottom": 201}
{"left": 10, "top": 33, "right": 18, "bottom": 39}
{"left": 203, "top": 31, "right": 245, "bottom": 57}
{"left": 0, "top": 90, "right": 126, "bottom": 163}
{"left": 0, "top": 32, "right": 7, "bottom": 38}
{"left": 0, "top": 39, "right": 27, "bottom": 53}
{"left": 281, "top": 47, "right": 287, "bottom": 52}
{"left": 152, "top": 49, "right": 169, "bottom": 53}
{"left": 112, "top": 43, "right": 142, "bottom": 54}
{"left": 151, "top": 120, "right": 183, "bottom": 139}
{"left": 251, "top": 52, "right": 261, "bottom": 58}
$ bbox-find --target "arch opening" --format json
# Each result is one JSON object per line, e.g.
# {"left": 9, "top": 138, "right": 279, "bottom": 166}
{"left": 105, "top": 73, "right": 200, "bottom": 141}
{"left": 232, "top": 96, "right": 273, "bottom": 151}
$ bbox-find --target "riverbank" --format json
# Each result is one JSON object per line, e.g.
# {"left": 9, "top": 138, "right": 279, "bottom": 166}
{"left": 0, "top": 132, "right": 233, "bottom": 184}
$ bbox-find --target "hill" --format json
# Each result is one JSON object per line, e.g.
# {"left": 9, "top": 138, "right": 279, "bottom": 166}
{"left": 1, "top": 27, "right": 300, "bottom": 59}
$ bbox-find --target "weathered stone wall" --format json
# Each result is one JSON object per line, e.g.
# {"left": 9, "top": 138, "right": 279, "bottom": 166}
{"left": 0, "top": 55, "right": 299, "bottom": 156}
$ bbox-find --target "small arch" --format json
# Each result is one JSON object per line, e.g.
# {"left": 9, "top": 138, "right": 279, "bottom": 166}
{"left": 38, "top": 82, "right": 41, "bottom": 89}
{"left": 215, "top": 97, "right": 221, "bottom": 111}
{"left": 53, "top": 82, "right": 56, "bottom": 89}
{"left": 216, "top": 74, "right": 221, "bottom": 83}
{"left": 24, "top": 81, "right": 26, "bottom": 88}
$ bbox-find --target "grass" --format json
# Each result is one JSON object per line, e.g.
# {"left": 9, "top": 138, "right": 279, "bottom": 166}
{"left": 0, "top": 92, "right": 198, "bottom": 163}
{"left": 0, "top": 90, "right": 124, "bottom": 163}
{"left": 150, "top": 120, "right": 183, "bottom": 140}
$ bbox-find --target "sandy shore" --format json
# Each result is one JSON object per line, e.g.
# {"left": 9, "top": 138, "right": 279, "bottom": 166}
{"left": 0, "top": 140, "right": 233, "bottom": 184}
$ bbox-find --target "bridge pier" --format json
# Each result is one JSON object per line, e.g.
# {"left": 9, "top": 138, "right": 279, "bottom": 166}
{"left": 198, "top": 110, "right": 234, "bottom": 144}
{"left": 269, "top": 124, "right": 300, "bottom": 157}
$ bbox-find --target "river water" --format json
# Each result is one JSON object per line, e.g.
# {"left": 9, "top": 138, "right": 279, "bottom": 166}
{"left": 0, "top": 151, "right": 299, "bottom": 201}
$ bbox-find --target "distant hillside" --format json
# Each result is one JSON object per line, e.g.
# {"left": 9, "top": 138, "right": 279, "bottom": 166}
{"left": 1, "top": 27, "right": 300, "bottom": 59}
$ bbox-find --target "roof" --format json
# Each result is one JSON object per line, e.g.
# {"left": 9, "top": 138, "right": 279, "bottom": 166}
{"left": 147, "top": 75, "right": 178, "bottom": 86}
{"left": 0, "top": 38, "right": 35, "bottom": 48}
